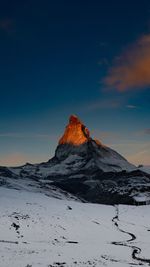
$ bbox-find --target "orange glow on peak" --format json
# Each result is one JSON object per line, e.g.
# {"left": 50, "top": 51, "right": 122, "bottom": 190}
{"left": 59, "top": 115, "right": 90, "bottom": 146}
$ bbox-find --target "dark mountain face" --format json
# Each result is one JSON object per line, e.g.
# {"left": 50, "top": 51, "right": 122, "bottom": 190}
{"left": 0, "top": 115, "right": 150, "bottom": 205}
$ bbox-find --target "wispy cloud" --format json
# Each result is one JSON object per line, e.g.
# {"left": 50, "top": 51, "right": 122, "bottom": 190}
{"left": 0, "top": 133, "right": 57, "bottom": 139}
{"left": 81, "top": 98, "right": 138, "bottom": 112}
{"left": 104, "top": 34, "right": 150, "bottom": 91}
{"left": 126, "top": 105, "right": 137, "bottom": 109}
{"left": 82, "top": 98, "right": 122, "bottom": 112}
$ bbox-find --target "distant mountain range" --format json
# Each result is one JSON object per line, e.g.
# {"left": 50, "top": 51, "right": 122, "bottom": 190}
{"left": 0, "top": 115, "right": 150, "bottom": 205}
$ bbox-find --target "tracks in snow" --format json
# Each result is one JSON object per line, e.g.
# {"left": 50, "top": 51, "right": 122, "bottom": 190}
{"left": 112, "top": 205, "right": 150, "bottom": 266}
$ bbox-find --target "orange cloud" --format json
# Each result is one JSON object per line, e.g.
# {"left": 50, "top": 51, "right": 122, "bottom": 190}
{"left": 104, "top": 34, "right": 150, "bottom": 91}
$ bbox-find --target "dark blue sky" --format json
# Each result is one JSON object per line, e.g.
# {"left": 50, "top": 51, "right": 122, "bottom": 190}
{"left": 0, "top": 0, "right": 150, "bottom": 166}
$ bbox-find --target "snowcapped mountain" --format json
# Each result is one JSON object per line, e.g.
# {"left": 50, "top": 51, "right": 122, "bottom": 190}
{"left": 0, "top": 115, "right": 150, "bottom": 204}
{"left": 56, "top": 115, "right": 136, "bottom": 172}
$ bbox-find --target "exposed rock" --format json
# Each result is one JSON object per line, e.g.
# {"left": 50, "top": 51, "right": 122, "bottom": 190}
{"left": 59, "top": 115, "right": 90, "bottom": 146}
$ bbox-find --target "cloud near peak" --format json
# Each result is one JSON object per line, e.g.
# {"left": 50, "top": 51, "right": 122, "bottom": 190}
{"left": 104, "top": 34, "right": 150, "bottom": 91}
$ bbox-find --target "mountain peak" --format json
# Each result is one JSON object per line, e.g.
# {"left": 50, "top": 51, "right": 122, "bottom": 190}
{"left": 69, "top": 114, "right": 81, "bottom": 124}
{"left": 59, "top": 114, "right": 90, "bottom": 145}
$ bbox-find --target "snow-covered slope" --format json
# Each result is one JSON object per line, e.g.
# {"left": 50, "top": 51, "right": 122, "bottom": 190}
{"left": 139, "top": 165, "right": 150, "bottom": 174}
{"left": 0, "top": 187, "right": 150, "bottom": 267}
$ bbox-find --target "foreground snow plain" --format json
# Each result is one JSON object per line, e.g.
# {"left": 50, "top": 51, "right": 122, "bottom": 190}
{"left": 0, "top": 187, "right": 150, "bottom": 267}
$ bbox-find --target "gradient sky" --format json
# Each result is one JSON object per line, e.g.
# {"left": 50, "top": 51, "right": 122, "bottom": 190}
{"left": 0, "top": 0, "right": 150, "bottom": 166}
